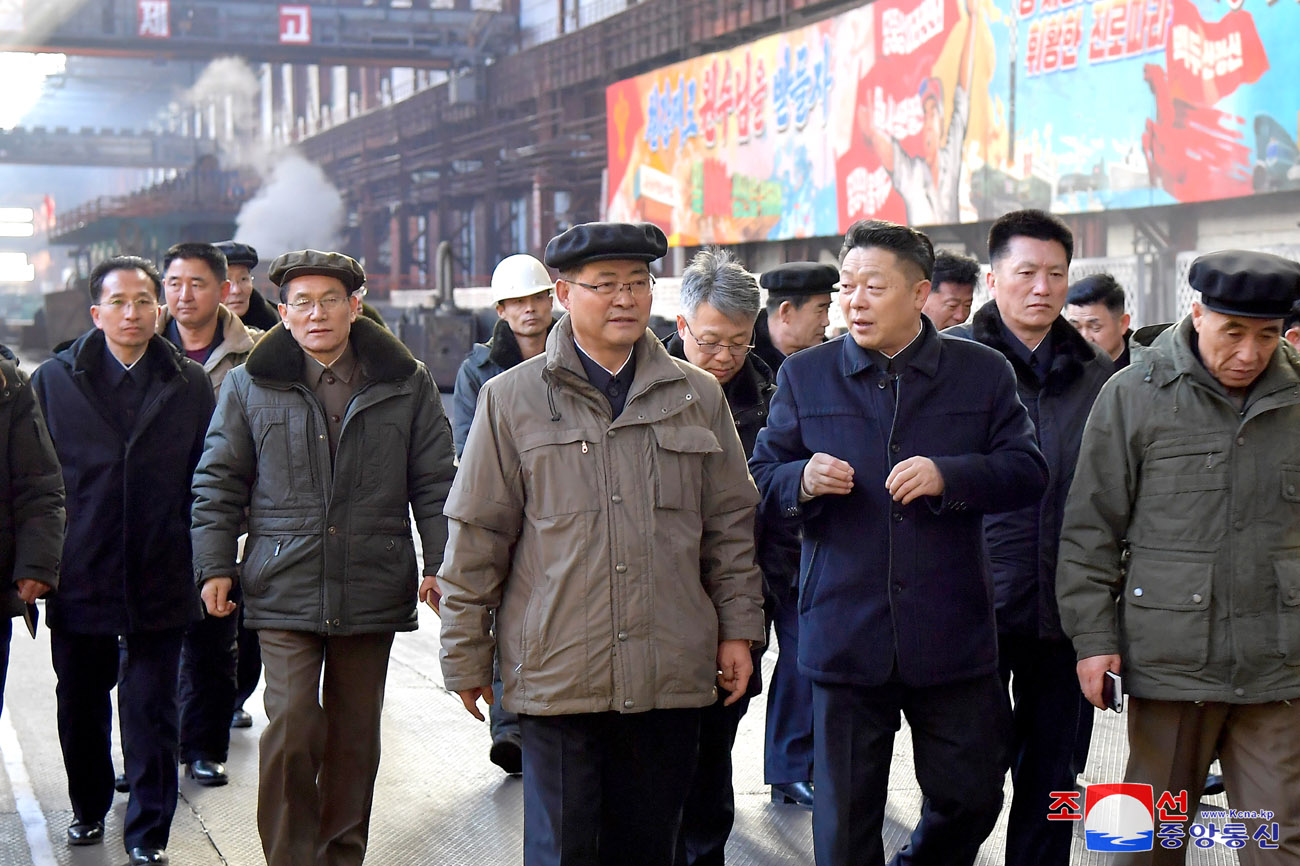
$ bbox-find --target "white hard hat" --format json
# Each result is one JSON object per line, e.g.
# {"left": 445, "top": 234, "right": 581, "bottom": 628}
{"left": 490, "top": 254, "right": 554, "bottom": 305}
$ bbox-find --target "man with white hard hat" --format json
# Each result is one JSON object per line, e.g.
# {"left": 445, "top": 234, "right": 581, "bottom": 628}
{"left": 448, "top": 253, "right": 556, "bottom": 776}
{"left": 451, "top": 254, "right": 556, "bottom": 457}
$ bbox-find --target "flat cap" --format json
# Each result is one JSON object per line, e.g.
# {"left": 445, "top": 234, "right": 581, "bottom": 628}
{"left": 544, "top": 221, "right": 667, "bottom": 272}
{"left": 213, "top": 240, "right": 258, "bottom": 268}
{"left": 267, "top": 249, "right": 366, "bottom": 294}
{"left": 1190, "top": 250, "right": 1300, "bottom": 319}
{"left": 760, "top": 262, "right": 840, "bottom": 296}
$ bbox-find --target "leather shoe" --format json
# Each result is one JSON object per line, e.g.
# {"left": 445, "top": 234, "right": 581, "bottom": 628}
{"left": 114, "top": 773, "right": 129, "bottom": 793}
{"left": 186, "top": 759, "right": 228, "bottom": 787}
{"left": 231, "top": 709, "right": 253, "bottom": 728}
{"left": 128, "top": 847, "right": 169, "bottom": 865}
{"left": 489, "top": 737, "right": 523, "bottom": 775}
{"left": 771, "top": 781, "right": 814, "bottom": 808}
{"left": 66, "top": 820, "right": 104, "bottom": 846}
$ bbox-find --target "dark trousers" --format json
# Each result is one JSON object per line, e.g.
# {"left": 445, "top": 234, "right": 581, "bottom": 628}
{"left": 677, "top": 645, "right": 762, "bottom": 866}
{"left": 811, "top": 673, "right": 1008, "bottom": 866}
{"left": 233, "top": 587, "right": 262, "bottom": 712}
{"left": 765, "top": 578, "right": 814, "bottom": 785}
{"left": 0, "top": 616, "right": 10, "bottom": 718}
{"left": 998, "top": 633, "right": 1094, "bottom": 866}
{"left": 179, "top": 609, "right": 238, "bottom": 763}
{"left": 52, "top": 627, "right": 185, "bottom": 851}
{"left": 519, "top": 708, "right": 702, "bottom": 866}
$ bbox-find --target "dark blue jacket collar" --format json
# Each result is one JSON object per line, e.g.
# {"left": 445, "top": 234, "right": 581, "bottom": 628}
{"left": 839, "top": 316, "right": 942, "bottom": 379}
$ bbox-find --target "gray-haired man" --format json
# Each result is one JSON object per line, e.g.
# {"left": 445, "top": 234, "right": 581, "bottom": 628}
{"left": 665, "top": 248, "right": 775, "bottom": 865}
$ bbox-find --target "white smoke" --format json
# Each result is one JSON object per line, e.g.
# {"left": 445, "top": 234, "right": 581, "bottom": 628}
{"left": 234, "top": 151, "right": 345, "bottom": 254}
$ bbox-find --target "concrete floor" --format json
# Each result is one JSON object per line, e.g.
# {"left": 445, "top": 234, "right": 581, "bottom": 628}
{"left": 0, "top": 607, "right": 1240, "bottom": 866}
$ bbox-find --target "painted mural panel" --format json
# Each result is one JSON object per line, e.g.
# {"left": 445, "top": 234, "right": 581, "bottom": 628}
{"left": 604, "top": 0, "right": 1295, "bottom": 245}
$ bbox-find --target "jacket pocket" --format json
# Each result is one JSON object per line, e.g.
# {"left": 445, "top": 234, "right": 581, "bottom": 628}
{"left": 798, "top": 540, "right": 823, "bottom": 615}
{"left": 1275, "top": 558, "right": 1300, "bottom": 665}
{"left": 254, "top": 408, "right": 317, "bottom": 493}
{"left": 1121, "top": 548, "right": 1213, "bottom": 672}
{"left": 517, "top": 428, "right": 602, "bottom": 519}
{"left": 1138, "top": 434, "right": 1229, "bottom": 496}
{"left": 652, "top": 426, "right": 722, "bottom": 512}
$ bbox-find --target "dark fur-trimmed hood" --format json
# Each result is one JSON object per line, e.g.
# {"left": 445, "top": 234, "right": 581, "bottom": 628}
{"left": 245, "top": 315, "right": 417, "bottom": 384}
{"left": 959, "top": 300, "right": 1110, "bottom": 395}
{"left": 486, "top": 315, "right": 557, "bottom": 371}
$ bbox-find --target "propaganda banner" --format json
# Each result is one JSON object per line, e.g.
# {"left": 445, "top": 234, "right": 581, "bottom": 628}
{"left": 605, "top": 0, "right": 1296, "bottom": 245}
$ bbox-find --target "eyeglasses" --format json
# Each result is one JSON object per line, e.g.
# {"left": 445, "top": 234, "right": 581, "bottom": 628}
{"left": 566, "top": 274, "right": 655, "bottom": 297}
{"left": 683, "top": 320, "right": 755, "bottom": 357}
{"left": 285, "top": 296, "right": 349, "bottom": 313}
{"left": 96, "top": 298, "right": 158, "bottom": 312}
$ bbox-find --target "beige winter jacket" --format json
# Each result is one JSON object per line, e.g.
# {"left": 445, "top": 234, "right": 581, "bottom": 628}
{"left": 438, "top": 314, "right": 765, "bottom": 715}
{"left": 156, "top": 304, "right": 258, "bottom": 395}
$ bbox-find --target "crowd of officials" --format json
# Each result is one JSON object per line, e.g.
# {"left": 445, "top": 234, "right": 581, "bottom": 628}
{"left": 0, "top": 208, "right": 1298, "bottom": 866}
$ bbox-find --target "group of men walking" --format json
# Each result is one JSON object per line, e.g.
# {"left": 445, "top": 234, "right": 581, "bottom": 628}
{"left": 1, "top": 207, "right": 1298, "bottom": 866}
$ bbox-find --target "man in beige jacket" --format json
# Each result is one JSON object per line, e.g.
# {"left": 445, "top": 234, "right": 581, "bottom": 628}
{"left": 436, "top": 221, "right": 765, "bottom": 866}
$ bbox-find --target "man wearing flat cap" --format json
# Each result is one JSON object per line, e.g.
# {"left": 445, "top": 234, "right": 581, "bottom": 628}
{"left": 1059, "top": 249, "right": 1300, "bottom": 865}
{"left": 753, "top": 262, "right": 837, "bottom": 373}
{"left": 438, "top": 221, "right": 765, "bottom": 864}
{"left": 190, "top": 249, "right": 456, "bottom": 866}
{"left": 213, "top": 240, "right": 280, "bottom": 332}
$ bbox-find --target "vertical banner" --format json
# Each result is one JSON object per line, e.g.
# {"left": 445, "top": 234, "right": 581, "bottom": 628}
{"left": 138, "top": 0, "right": 170, "bottom": 39}
{"left": 607, "top": 0, "right": 1297, "bottom": 244}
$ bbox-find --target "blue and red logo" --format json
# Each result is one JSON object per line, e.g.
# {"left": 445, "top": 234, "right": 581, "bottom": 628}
{"left": 1085, "top": 783, "right": 1155, "bottom": 851}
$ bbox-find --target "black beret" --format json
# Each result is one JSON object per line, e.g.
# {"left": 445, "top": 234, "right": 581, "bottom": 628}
{"left": 544, "top": 222, "right": 667, "bottom": 272}
{"left": 760, "top": 262, "right": 840, "bottom": 296}
{"left": 267, "top": 249, "right": 366, "bottom": 295}
{"left": 1190, "top": 250, "right": 1300, "bottom": 319}
{"left": 213, "top": 240, "right": 258, "bottom": 268}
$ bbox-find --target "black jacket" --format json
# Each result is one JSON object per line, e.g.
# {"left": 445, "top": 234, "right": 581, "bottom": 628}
{"left": 752, "top": 310, "right": 787, "bottom": 377}
{"left": 31, "top": 330, "right": 214, "bottom": 634}
{"left": 750, "top": 320, "right": 1048, "bottom": 686}
{"left": 453, "top": 316, "right": 557, "bottom": 457}
{"left": 946, "top": 302, "right": 1112, "bottom": 640}
{"left": 0, "top": 346, "right": 64, "bottom": 619}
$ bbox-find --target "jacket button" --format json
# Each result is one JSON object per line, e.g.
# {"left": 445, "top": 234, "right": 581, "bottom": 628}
{"left": 332, "top": 618, "right": 340, "bottom": 626}
{"left": 328, "top": 526, "right": 337, "bottom": 535}
{"left": 617, "top": 631, "right": 628, "bottom": 641}
{"left": 1133, "top": 587, "right": 1144, "bottom": 597}
{"left": 891, "top": 444, "right": 901, "bottom": 453}
{"left": 785, "top": 507, "right": 799, "bottom": 517}
{"left": 893, "top": 583, "right": 903, "bottom": 593}
{"left": 1236, "top": 436, "right": 1245, "bottom": 446}
{"left": 1289, "top": 485, "right": 1297, "bottom": 497}
{"left": 624, "top": 699, "right": 635, "bottom": 708}
{"left": 611, "top": 494, "right": 623, "bottom": 504}
{"left": 1234, "top": 687, "right": 1245, "bottom": 697}
{"left": 1191, "top": 593, "right": 1203, "bottom": 603}
{"left": 893, "top": 511, "right": 903, "bottom": 522}
{"left": 607, "top": 430, "right": 616, "bottom": 438}
{"left": 1234, "top": 520, "right": 1245, "bottom": 531}
{"left": 615, "top": 562, "right": 627, "bottom": 573}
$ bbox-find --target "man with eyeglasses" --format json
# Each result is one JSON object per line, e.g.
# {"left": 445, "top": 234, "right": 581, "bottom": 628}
{"left": 663, "top": 247, "right": 773, "bottom": 865}
{"left": 190, "top": 249, "right": 455, "bottom": 866}
{"left": 213, "top": 241, "right": 280, "bottom": 332}
{"left": 31, "top": 255, "right": 215, "bottom": 866}
{"left": 439, "top": 222, "right": 765, "bottom": 865}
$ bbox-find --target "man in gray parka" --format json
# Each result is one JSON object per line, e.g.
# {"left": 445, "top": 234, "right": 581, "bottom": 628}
{"left": 190, "top": 249, "right": 456, "bottom": 866}
{"left": 1058, "top": 250, "right": 1300, "bottom": 865}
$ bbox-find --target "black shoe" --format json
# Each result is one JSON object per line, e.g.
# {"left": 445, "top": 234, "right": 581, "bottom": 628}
{"left": 114, "top": 773, "right": 130, "bottom": 793}
{"left": 186, "top": 759, "right": 229, "bottom": 787}
{"left": 66, "top": 820, "right": 104, "bottom": 846}
{"left": 128, "top": 847, "right": 169, "bottom": 865}
{"left": 1204, "top": 773, "right": 1225, "bottom": 796}
{"left": 231, "top": 709, "right": 253, "bottom": 728}
{"left": 489, "top": 738, "right": 523, "bottom": 775}
{"left": 771, "top": 781, "right": 815, "bottom": 808}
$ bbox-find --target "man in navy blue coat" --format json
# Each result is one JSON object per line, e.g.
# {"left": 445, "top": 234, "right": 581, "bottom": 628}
{"left": 750, "top": 219, "right": 1047, "bottom": 866}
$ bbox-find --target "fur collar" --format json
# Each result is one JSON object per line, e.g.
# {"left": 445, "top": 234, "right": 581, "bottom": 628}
{"left": 244, "top": 316, "right": 417, "bottom": 384}
{"left": 487, "top": 315, "right": 556, "bottom": 370}
{"left": 664, "top": 332, "right": 776, "bottom": 415}
{"left": 57, "top": 328, "right": 186, "bottom": 379}
{"left": 968, "top": 300, "right": 1102, "bottom": 396}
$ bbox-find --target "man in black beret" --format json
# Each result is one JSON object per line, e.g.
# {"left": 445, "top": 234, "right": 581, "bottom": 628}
{"left": 213, "top": 240, "right": 280, "bottom": 332}
{"left": 1059, "top": 249, "right": 1300, "bottom": 863}
{"left": 438, "top": 221, "right": 765, "bottom": 865}
{"left": 754, "top": 262, "right": 837, "bottom": 373}
{"left": 190, "top": 248, "right": 456, "bottom": 866}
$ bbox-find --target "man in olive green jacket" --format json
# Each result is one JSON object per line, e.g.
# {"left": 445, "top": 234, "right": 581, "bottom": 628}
{"left": 437, "top": 222, "right": 765, "bottom": 865}
{"left": 191, "top": 250, "right": 456, "bottom": 866}
{"left": 1058, "top": 250, "right": 1300, "bottom": 865}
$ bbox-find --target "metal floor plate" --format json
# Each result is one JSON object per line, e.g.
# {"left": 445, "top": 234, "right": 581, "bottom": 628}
{"left": 0, "top": 605, "right": 1238, "bottom": 865}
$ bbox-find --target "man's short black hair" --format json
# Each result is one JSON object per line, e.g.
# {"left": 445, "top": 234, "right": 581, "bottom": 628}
{"left": 162, "top": 241, "right": 228, "bottom": 283}
{"left": 988, "top": 209, "right": 1074, "bottom": 266}
{"left": 1067, "top": 273, "right": 1126, "bottom": 316}
{"left": 931, "top": 251, "right": 981, "bottom": 290}
{"left": 839, "top": 219, "right": 935, "bottom": 283}
{"left": 87, "top": 256, "right": 163, "bottom": 305}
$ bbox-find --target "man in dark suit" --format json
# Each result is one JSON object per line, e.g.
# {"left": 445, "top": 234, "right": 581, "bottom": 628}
{"left": 750, "top": 219, "right": 1048, "bottom": 866}
{"left": 32, "top": 256, "right": 214, "bottom": 866}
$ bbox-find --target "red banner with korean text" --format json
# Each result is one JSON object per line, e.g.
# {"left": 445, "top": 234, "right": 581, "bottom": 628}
{"left": 1166, "top": 0, "right": 1266, "bottom": 105}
